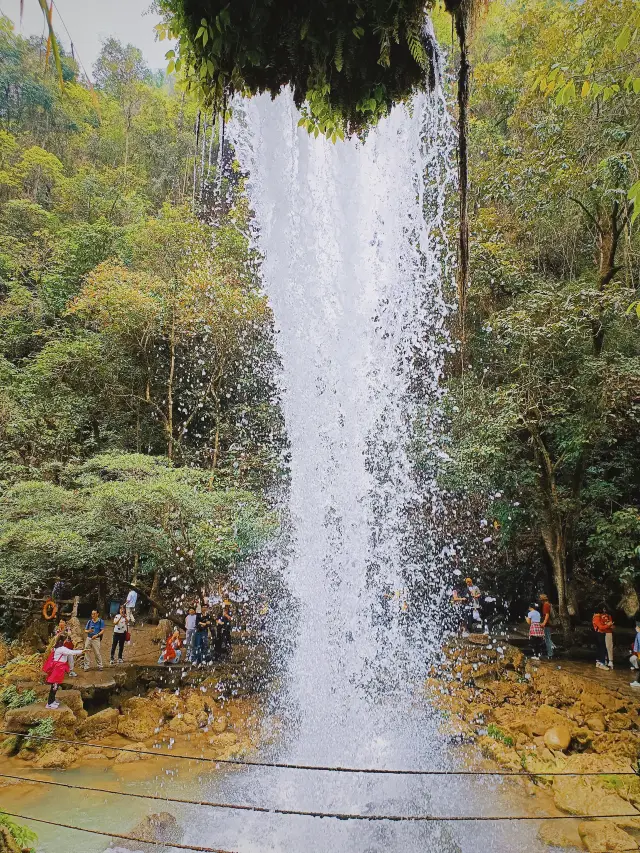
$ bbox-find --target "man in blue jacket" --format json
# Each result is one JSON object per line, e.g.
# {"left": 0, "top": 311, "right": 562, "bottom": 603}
{"left": 84, "top": 609, "right": 105, "bottom": 671}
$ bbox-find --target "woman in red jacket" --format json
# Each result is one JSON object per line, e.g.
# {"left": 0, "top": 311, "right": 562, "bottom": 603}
{"left": 43, "top": 636, "right": 84, "bottom": 708}
{"left": 592, "top": 604, "right": 614, "bottom": 670}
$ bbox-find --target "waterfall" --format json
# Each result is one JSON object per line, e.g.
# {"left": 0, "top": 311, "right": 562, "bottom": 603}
{"left": 182, "top": 54, "right": 544, "bottom": 853}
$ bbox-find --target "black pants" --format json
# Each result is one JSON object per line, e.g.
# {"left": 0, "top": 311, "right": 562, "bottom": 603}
{"left": 530, "top": 635, "right": 545, "bottom": 657}
{"left": 47, "top": 684, "right": 58, "bottom": 705}
{"left": 110, "top": 633, "right": 125, "bottom": 662}
{"left": 595, "top": 631, "right": 607, "bottom": 664}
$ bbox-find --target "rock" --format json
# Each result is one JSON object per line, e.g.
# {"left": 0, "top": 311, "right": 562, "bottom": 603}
{"left": 587, "top": 715, "right": 607, "bottom": 732}
{"left": 0, "top": 825, "right": 21, "bottom": 853}
{"left": 544, "top": 725, "right": 571, "bottom": 751}
{"left": 77, "top": 707, "right": 120, "bottom": 739}
{"left": 168, "top": 713, "right": 198, "bottom": 735}
{"left": 66, "top": 616, "right": 85, "bottom": 649}
{"left": 114, "top": 744, "right": 150, "bottom": 764}
{"left": 578, "top": 820, "right": 638, "bottom": 852}
{"left": 185, "top": 690, "right": 211, "bottom": 717}
{"left": 115, "top": 811, "right": 182, "bottom": 851}
{"left": 3, "top": 702, "right": 75, "bottom": 734}
{"left": 554, "top": 777, "right": 635, "bottom": 818}
{"left": 33, "top": 745, "right": 79, "bottom": 769}
{"left": 0, "top": 639, "right": 10, "bottom": 667}
{"left": 538, "top": 819, "right": 583, "bottom": 849}
{"left": 152, "top": 620, "right": 173, "bottom": 645}
{"left": 607, "top": 713, "right": 635, "bottom": 733}
{"left": 117, "top": 698, "right": 161, "bottom": 742}
{"left": 152, "top": 691, "right": 185, "bottom": 720}
{"left": 592, "top": 733, "right": 640, "bottom": 763}
{"left": 29, "top": 686, "right": 84, "bottom": 717}
{"left": 1, "top": 657, "right": 42, "bottom": 685}
{"left": 211, "top": 716, "right": 228, "bottom": 734}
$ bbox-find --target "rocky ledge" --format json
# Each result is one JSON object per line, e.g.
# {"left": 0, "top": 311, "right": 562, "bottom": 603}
{"left": 429, "top": 638, "right": 640, "bottom": 852}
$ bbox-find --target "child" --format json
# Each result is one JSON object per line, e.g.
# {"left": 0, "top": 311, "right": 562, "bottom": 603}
{"left": 43, "top": 636, "right": 84, "bottom": 709}
{"left": 526, "top": 603, "right": 544, "bottom": 660}
{"left": 185, "top": 608, "right": 197, "bottom": 661}
{"left": 158, "top": 628, "right": 182, "bottom": 665}
{"left": 54, "top": 619, "right": 78, "bottom": 677}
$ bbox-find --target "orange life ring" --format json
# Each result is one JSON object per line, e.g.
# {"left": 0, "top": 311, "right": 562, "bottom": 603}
{"left": 42, "top": 599, "right": 58, "bottom": 621}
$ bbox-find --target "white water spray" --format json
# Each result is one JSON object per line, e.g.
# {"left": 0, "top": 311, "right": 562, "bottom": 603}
{"left": 182, "top": 55, "right": 545, "bottom": 853}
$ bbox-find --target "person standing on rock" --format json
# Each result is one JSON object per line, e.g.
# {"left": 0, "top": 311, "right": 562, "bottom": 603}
{"left": 125, "top": 588, "right": 137, "bottom": 625}
{"left": 539, "top": 593, "right": 554, "bottom": 660}
{"left": 54, "top": 619, "right": 78, "bottom": 678}
{"left": 84, "top": 609, "right": 105, "bottom": 671}
{"left": 526, "top": 603, "right": 545, "bottom": 660}
{"left": 185, "top": 607, "right": 197, "bottom": 661}
{"left": 592, "top": 604, "right": 614, "bottom": 670}
{"left": 110, "top": 605, "right": 128, "bottom": 665}
{"left": 630, "top": 621, "right": 640, "bottom": 688}
{"left": 43, "top": 635, "right": 84, "bottom": 708}
{"left": 193, "top": 605, "right": 211, "bottom": 664}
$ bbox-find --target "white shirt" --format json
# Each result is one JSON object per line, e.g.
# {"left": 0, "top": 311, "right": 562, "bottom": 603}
{"left": 113, "top": 614, "right": 127, "bottom": 633}
{"left": 185, "top": 614, "right": 197, "bottom": 630}
{"left": 125, "top": 590, "right": 137, "bottom": 608}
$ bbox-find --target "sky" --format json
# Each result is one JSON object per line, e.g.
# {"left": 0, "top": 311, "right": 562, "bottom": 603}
{"left": 0, "top": 0, "right": 171, "bottom": 76}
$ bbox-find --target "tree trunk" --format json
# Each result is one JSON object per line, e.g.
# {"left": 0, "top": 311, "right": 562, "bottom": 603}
{"left": 150, "top": 569, "right": 160, "bottom": 621}
{"left": 540, "top": 522, "right": 572, "bottom": 640}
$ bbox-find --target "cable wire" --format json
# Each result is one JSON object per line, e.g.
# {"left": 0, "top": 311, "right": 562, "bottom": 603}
{"left": 3, "top": 770, "right": 640, "bottom": 822}
{"left": 0, "top": 811, "right": 235, "bottom": 853}
{"left": 2, "top": 730, "right": 639, "bottom": 777}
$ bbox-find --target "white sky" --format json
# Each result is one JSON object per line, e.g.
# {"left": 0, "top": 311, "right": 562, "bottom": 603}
{"left": 0, "top": 0, "right": 170, "bottom": 75}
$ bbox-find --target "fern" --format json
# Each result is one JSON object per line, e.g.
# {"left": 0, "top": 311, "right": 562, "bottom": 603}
{"left": 0, "top": 812, "right": 37, "bottom": 852}
{"left": 406, "top": 23, "right": 428, "bottom": 70}
{"left": 334, "top": 31, "right": 345, "bottom": 73}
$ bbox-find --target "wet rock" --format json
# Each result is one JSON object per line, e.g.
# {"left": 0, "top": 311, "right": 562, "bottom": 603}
{"left": 538, "top": 819, "right": 583, "bottom": 849}
{"left": 168, "top": 712, "right": 198, "bottom": 734}
{"left": 544, "top": 725, "right": 571, "bottom": 752}
{"left": 586, "top": 715, "right": 607, "bottom": 732}
{"left": 152, "top": 690, "right": 185, "bottom": 720}
{"left": 1, "top": 657, "right": 42, "bottom": 685}
{"left": 33, "top": 744, "right": 79, "bottom": 769}
{"left": 117, "top": 697, "right": 161, "bottom": 742}
{"left": 3, "top": 702, "right": 75, "bottom": 735}
{"left": 211, "top": 715, "right": 228, "bottom": 733}
{"left": 606, "top": 713, "right": 636, "bottom": 733}
{"left": 592, "top": 733, "right": 640, "bottom": 763}
{"left": 553, "top": 776, "right": 634, "bottom": 817}
{"left": 184, "top": 690, "right": 211, "bottom": 717}
{"left": 77, "top": 707, "right": 120, "bottom": 739}
{"left": 578, "top": 820, "right": 638, "bottom": 852}
{"left": 113, "top": 811, "right": 182, "bottom": 851}
{"left": 113, "top": 743, "right": 150, "bottom": 764}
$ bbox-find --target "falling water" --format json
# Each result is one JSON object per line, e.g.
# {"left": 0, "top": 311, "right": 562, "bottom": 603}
{"left": 181, "top": 46, "right": 545, "bottom": 853}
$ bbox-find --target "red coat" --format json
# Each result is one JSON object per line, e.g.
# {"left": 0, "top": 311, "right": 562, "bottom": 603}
{"left": 43, "top": 649, "right": 71, "bottom": 685}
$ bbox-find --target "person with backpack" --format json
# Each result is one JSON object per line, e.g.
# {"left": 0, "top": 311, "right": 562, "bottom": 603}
{"left": 539, "top": 593, "right": 554, "bottom": 660}
{"left": 526, "top": 603, "right": 545, "bottom": 660}
{"left": 83, "top": 609, "right": 105, "bottom": 671}
{"left": 592, "top": 604, "right": 614, "bottom": 670}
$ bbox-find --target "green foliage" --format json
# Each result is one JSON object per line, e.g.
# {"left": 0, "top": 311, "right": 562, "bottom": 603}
{"left": 0, "top": 812, "right": 37, "bottom": 852}
{"left": 156, "top": 0, "right": 438, "bottom": 136}
{"left": 487, "top": 724, "right": 514, "bottom": 747}
{"left": 0, "top": 685, "right": 37, "bottom": 708}
{"left": 24, "top": 716, "right": 55, "bottom": 749}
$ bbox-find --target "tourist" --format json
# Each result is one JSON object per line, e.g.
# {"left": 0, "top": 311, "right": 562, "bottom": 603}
{"left": 465, "top": 577, "right": 482, "bottom": 626}
{"left": 215, "top": 600, "right": 233, "bottom": 657}
{"left": 43, "top": 636, "right": 84, "bottom": 709}
{"left": 192, "top": 606, "right": 211, "bottom": 664}
{"left": 54, "top": 619, "right": 78, "bottom": 678}
{"left": 452, "top": 582, "right": 470, "bottom": 635}
{"left": 110, "top": 605, "right": 128, "bottom": 665}
{"left": 630, "top": 622, "right": 640, "bottom": 689}
{"left": 125, "top": 588, "right": 137, "bottom": 625}
{"left": 185, "top": 607, "right": 197, "bottom": 660}
{"left": 526, "top": 603, "right": 545, "bottom": 660}
{"left": 592, "top": 604, "right": 614, "bottom": 670}
{"left": 158, "top": 627, "right": 182, "bottom": 665}
{"left": 539, "top": 593, "right": 554, "bottom": 660}
{"left": 83, "top": 609, "right": 105, "bottom": 671}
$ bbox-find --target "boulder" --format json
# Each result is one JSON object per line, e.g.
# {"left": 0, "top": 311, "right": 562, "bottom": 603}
{"left": 544, "top": 725, "right": 571, "bottom": 752}
{"left": 184, "top": 690, "right": 211, "bottom": 717}
{"left": 538, "top": 819, "right": 583, "bottom": 849}
{"left": 152, "top": 691, "right": 185, "bottom": 720}
{"left": 168, "top": 713, "right": 198, "bottom": 734}
{"left": 586, "top": 715, "right": 607, "bottom": 733}
{"left": 114, "top": 812, "right": 182, "bottom": 851}
{"left": 33, "top": 745, "right": 79, "bottom": 770}
{"left": 553, "top": 777, "right": 635, "bottom": 818}
{"left": 30, "top": 686, "right": 84, "bottom": 717}
{"left": 211, "top": 715, "right": 228, "bottom": 733}
{"left": 113, "top": 744, "right": 150, "bottom": 764}
{"left": 3, "top": 702, "right": 75, "bottom": 735}
{"left": 117, "top": 698, "right": 162, "bottom": 741}
{"left": 1, "top": 657, "right": 42, "bottom": 685}
{"left": 592, "top": 733, "right": 640, "bottom": 763}
{"left": 606, "top": 713, "right": 636, "bottom": 733}
{"left": 152, "top": 620, "right": 173, "bottom": 645}
{"left": 77, "top": 707, "right": 120, "bottom": 739}
{"left": 578, "top": 820, "right": 638, "bottom": 852}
